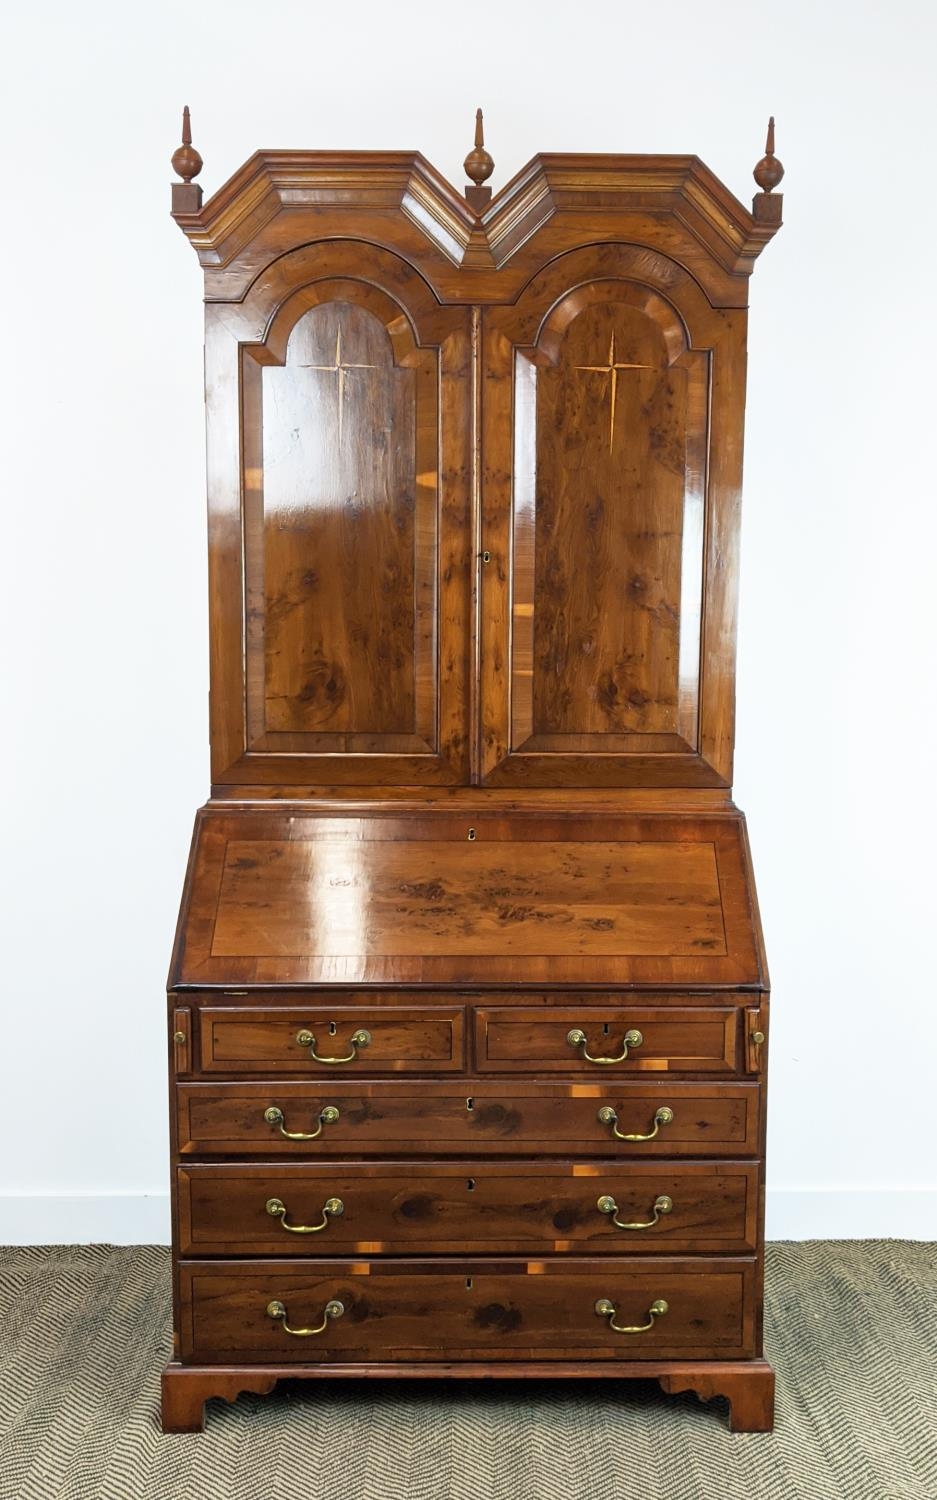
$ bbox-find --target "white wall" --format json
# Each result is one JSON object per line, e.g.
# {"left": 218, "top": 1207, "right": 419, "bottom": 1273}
{"left": 1, "top": 0, "right": 935, "bottom": 1244}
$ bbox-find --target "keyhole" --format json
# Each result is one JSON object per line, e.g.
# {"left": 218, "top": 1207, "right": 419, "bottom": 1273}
{"left": 603, "top": 1022, "right": 610, "bottom": 1036}
{"left": 328, "top": 1021, "right": 337, "bottom": 1037}
{"left": 466, "top": 1278, "right": 473, "bottom": 1289}
{"left": 467, "top": 828, "right": 476, "bottom": 841}
{"left": 467, "top": 1178, "right": 476, "bottom": 1191}
{"left": 466, "top": 1097, "right": 474, "bottom": 1111}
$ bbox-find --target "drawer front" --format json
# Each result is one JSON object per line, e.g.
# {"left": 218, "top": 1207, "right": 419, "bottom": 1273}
{"left": 476, "top": 1007, "right": 740, "bottom": 1074}
{"left": 180, "top": 1257, "right": 755, "bottom": 1363}
{"left": 176, "top": 1081, "right": 761, "bottom": 1157}
{"left": 196, "top": 1008, "right": 464, "bottom": 1075}
{"left": 177, "top": 1161, "right": 758, "bottom": 1256}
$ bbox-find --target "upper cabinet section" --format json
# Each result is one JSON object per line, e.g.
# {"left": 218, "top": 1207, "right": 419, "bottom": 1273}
{"left": 172, "top": 113, "right": 782, "bottom": 791}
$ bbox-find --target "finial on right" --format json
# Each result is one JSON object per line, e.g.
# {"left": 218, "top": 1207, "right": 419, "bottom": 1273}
{"left": 464, "top": 108, "right": 495, "bottom": 214}
{"left": 753, "top": 116, "right": 784, "bottom": 193}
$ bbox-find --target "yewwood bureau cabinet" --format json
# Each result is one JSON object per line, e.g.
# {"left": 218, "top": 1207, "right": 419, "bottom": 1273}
{"left": 162, "top": 110, "right": 783, "bottom": 1433}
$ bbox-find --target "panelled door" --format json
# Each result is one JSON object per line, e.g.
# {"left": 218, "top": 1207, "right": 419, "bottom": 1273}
{"left": 209, "top": 242, "right": 472, "bottom": 786}
{"left": 479, "top": 245, "right": 745, "bottom": 788}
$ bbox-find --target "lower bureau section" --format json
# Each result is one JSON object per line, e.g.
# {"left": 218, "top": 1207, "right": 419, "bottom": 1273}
{"left": 178, "top": 1256, "right": 757, "bottom": 1364}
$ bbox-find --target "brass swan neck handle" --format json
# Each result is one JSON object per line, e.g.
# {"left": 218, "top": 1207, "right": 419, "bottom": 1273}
{"left": 264, "top": 1104, "right": 340, "bottom": 1140}
{"left": 597, "top": 1104, "right": 673, "bottom": 1141}
{"left": 265, "top": 1196, "right": 344, "bottom": 1234}
{"left": 296, "top": 1028, "right": 371, "bottom": 1064}
{"left": 266, "top": 1298, "right": 345, "bottom": 1337}
{"left": 567, "top": 1028, "right": 643, "bottom": 1064}
{"left": 597, "top": 1193, "right": 673, "bottom": 1231}
{"left": 594, "top": 1297, "right": 668, "bottom": 1334}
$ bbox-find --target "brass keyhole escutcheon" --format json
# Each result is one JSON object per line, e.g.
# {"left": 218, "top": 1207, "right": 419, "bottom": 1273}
{"left": 467, "top": 828, "right": 476, "bottom": 841}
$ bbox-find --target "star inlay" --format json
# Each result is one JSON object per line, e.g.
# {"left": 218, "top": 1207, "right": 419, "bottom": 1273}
{"left": 575, "top": 332, "right": 656, "bottom": 452}
{"left": 300, "top": 325, "right": 378, "bottom": 446}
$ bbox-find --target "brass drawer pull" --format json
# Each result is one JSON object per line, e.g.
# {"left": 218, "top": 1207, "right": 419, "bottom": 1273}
{"left": 265, "top": 1196, "right": 344, "bottom": 1234}
{"left": 264, "top": 1104, "right": 340, "bottom": 1140}
{"left": 598, "top": 1104, "right": 673, "bottom": 1141}
{"left": 597, "top": 1193, "right": 673, "bottom": 1230}
{"left": 296, "top": 1028, "right": 371, "bottom": 1063}
{"left": 594, "top": 1296, "right": 668, "bottom": 1334}
{"left": 567, "top": 1028, "right": 642, "bottom": 1064}
{"left": 266, "top": 1298, "right": 344, "bottom": 1337}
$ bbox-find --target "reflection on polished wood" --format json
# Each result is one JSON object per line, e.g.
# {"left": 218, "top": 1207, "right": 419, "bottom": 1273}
{"left": 170, "top": 809, "right": 763, "bottom": 987}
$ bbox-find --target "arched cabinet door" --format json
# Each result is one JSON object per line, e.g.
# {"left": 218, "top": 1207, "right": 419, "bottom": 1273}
{"left": 207, "top": 243, "right": 471, "bottom": 786}
{"left": 479, "top": 246, "right": 746, "bottom": 788}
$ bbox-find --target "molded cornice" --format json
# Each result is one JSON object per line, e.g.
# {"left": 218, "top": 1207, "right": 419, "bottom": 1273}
{"left": 172, "top": 148, "right": 782, "bottom": 307}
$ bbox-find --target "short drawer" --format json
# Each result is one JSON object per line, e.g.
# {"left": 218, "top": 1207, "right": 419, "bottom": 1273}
{"left": 196, "top": 1007, "right": 464, "bottom": 1075}
{"left": 175, "top": 1081, "right": 761, "bottom": 1157}
{"left": 476, "top": 1007, "right": 740, "bottom": 1074}
{"left": 177, "top": 1161, "right": 758, "bottom": 1256}
{"left": 179, "top": 1256, "right": 756, "bottom": 1363}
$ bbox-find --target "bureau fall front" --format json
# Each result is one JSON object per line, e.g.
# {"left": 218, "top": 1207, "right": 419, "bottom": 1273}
{"left": 163, "top": 109, "right": 783, "bottom": 1432}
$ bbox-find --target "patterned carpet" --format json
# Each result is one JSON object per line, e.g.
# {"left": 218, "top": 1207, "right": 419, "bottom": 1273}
{"left": 0, "top": 1243, "right": 934, "bottom": 1499}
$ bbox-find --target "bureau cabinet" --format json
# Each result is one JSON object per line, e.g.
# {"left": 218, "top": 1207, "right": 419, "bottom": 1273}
{"left": 163, "top": 109, "right": 782, "bottom": 1434}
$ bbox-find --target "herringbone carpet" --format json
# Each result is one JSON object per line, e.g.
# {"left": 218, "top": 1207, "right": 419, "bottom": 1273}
{"left": 0, "top": 1243, "right": 934, "bottom": 1499}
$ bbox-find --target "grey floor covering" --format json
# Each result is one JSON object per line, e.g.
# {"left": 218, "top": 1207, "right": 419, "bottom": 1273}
{"left": 0, "top": 1242, "right": 934, "bottom": 1499}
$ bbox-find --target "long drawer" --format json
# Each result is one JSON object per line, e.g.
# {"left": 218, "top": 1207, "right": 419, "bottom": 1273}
{"left": 476, "top": 1007, "right": 741, "bottom": 1074}
{"left": 175, "top": 1080, "right": 761, "bottom": 1157}
{"left": 179, "top": 1256, "right": 756, "bottom": 1363}
{"left": 196, "top": 1007, "right": 465, "bottom": 1074}
{"left": 177, "top": 1160, "right": 758, "bottom": 1255}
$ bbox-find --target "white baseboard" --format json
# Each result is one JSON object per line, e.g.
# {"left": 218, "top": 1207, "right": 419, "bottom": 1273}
{"left": 0, "top": 1193, "right": 172, "bottom": 1245}
{"left": 0, "top": 1188, "right": 934, "bottom": 1246}
{"left": 764, "top": 1187, "right": 937, "bottom": 1240}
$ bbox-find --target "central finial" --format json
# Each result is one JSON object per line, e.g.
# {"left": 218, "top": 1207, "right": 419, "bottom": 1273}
{"left": 463, "top": 108, "right": 494, "bottom": 214}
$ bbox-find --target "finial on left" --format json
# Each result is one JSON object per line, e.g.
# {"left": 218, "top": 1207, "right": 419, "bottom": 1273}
{"left": 171, "top": 106, "right": 203, "bottom": 215}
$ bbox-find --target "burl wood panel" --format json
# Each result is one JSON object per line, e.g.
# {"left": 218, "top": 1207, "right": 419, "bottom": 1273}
{"left": 178, "top": 1160, "right": 758, "bottom": 1255}
{"left": 254, "top": 300, "right": 430, "bottom": 745}
{"left": 528, "top": 301, "right": 700, "bottom": 746}
{"left": 170, "top": 809, "right": 765, "bottom": 987}
{"left": 179, "top": 1256, "right": 755, "bottom": 1363}
{"left": 175, "top": 1080, "right": 762, "bottom": 1158}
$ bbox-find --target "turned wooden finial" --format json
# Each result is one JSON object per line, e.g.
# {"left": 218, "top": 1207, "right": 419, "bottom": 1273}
{"left": 464, "top": 108, "right": 495, "bottom": 214}
{"left": 753, "top": 116, "right": 784, "bottom": 193}
{"left": 752, "top": 115, "right": 784, "bottom": 226}
{"left": 172, "top": 105, "right": 203, "bottom": 183}
{"left": 171, "top": 106, "right": 204, "bottom": 215}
